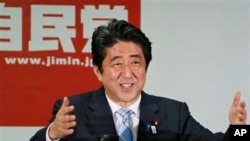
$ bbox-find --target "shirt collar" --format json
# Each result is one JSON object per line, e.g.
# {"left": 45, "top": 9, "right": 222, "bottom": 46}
{"left": 105, "top": 93, "right": 141, "bottom": 115}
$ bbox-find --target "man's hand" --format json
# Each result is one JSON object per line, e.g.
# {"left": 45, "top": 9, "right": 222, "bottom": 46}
{"left": 229, "top": 91, "right": 247, "bottom": 125}
{"left": 49, "top": 97, "right": 77, "bottom": 140}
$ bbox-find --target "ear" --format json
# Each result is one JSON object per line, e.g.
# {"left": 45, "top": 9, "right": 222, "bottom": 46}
{"left": 93, "top": 65, "right": 102, "bottom": 82}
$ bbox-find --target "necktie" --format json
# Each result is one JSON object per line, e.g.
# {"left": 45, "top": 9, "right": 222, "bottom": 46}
{"left": 116, "top": 108, "right": 134, "bottom": 141}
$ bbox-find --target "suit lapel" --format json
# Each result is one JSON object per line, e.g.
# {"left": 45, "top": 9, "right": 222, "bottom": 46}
{"left": 137, "top": 92, "right": 160, "bottom": 141}
{"left": 87, "top": 87, "right": 118, "bottom": 138}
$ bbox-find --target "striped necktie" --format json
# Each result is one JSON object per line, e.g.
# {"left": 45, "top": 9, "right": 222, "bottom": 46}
{"left": 116, "top": 108, "right": 134, "bottom": 141}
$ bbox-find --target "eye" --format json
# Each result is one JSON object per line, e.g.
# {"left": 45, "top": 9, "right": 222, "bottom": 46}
{"left": 113, "top": 63, "right": 122, "bottom": 67}
{"left": 132, "top": 61, "right": 140, "bottom": 66}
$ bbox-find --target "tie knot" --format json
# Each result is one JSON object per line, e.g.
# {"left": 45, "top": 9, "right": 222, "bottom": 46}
{"left": 116, "top": 108, "right": 134, "bottom": 120}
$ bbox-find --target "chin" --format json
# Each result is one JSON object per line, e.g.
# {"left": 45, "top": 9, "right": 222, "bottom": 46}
{"left": 120, "top": 94, "right": 137, "bottom": 102}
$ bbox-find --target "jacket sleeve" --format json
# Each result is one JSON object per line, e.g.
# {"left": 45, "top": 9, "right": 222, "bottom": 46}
{"left": 29, "top": 127, "right": 48, "bottom": 141}
{"left": 180, "top": 102, "right": 229, "bottom": 141}
{"left": 29, "top": 99, "right": 63, "bottom": 141}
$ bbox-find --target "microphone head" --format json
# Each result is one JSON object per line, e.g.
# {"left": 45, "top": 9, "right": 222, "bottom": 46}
{"left": 100, "top": 134, "right": 118, "bottom": 141}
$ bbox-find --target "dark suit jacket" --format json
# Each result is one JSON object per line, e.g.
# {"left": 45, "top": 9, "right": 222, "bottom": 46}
{"left": 30, "top": 87, "right": 229, "bottom": 141}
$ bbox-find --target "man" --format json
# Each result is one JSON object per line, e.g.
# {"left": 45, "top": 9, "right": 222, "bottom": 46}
{"left": 30, "top": 19, "right": 247, "bottom": 141}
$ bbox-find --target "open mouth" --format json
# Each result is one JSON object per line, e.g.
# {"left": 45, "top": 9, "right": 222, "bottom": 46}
{"left": 120, "top": 83, "right": 133, "bottom": 88}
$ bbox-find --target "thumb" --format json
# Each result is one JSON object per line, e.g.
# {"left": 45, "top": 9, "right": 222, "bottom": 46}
{"left": 61, "top": 97, "right": 70, "bottom": 108}
{"left": 232, "top": 91, "right": 241, "bottom": 107}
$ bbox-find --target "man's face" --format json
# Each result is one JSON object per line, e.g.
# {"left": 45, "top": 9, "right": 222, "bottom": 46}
{"left": 93, "top": 41, "right": 147, "bottom": 107}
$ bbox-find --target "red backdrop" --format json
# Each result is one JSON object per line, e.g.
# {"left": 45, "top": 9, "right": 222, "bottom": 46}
{"left": 0, "top": 0, "right": 140, "bottom": 126}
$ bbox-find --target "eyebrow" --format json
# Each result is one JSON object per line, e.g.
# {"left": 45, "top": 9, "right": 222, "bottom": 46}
{"left": 111, "top": 56, "right": 122, "bottom": 62}
{"left": 111, "top": 54, "right": 142, "bottom": 62}
{"left": 130, "top": 54, "right": 142, "bottom": 59}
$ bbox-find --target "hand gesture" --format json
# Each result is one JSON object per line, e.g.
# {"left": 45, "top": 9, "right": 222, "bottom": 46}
{"left": 229, "top": 91, "right": 247, "bottom": 125}
{"left": 49, "top": 97, "right": 77, "bottom": 140}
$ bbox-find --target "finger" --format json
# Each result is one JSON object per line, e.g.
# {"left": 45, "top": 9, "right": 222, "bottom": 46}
{"left": 232, "top": 91, "right": 241, "bottom": 107}
{"left": 238, "top": 102, "right": 247, "bottom": 115}
{"left": 237, "top": 110, "right": 246, "bottom": 119}
{"left": 61, "top": 128, "right": 74, "bottom": 136}
{"left": 62, "top": 115, "right": 76, "bottom": 123}
{"left": 55, "top": 125, "right": 74, "bottom": 137}
{"left": 237, "top": 113, "right": 246, "bottom": 123}
{"left": 237, "top": 105, "right": 247, "bottom": 121}
{"left": 58, "top": 97, "right": 74, "bottom": 116}
{"left": 239, "top": 100, "right": 246, "bottom": 108}
{"left": 60, "top": 105, "right": 74, "bottom": 116}
{"left": 61, "top": 97, "right": 70, "bottom": 108}
{"left": 62, "top": 120, "right": 77, "bottom": 129}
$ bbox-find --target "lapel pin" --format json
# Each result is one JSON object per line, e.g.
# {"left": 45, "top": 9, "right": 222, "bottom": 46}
{"left": 151, "top": 125, "right": 157, "bottom": 134}
{"left": 151, "top": 120, "right": 158, "bottom": 134}
{"left": 146, "top": 124, "right": 151, "bottom": 132}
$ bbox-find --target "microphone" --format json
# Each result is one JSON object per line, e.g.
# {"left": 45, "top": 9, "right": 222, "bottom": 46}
{"left": 100, "top": 134, "right": 118, "bottom": 141}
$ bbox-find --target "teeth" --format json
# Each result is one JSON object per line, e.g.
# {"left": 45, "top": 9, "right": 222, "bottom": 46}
{"left": 121, "top": 83, "right": 132, "bottom": 88}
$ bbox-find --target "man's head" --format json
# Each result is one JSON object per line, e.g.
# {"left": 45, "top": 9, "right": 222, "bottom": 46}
{"left": 91, "top": 19, "right": 152, "bottom": 73}
{"left": 91, "top": 19, "right": 152, "bottom": 107}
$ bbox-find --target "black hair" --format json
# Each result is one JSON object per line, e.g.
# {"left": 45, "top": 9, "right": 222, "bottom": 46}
{"left": 91, "top": 19, "right": 152, "bottom": 73}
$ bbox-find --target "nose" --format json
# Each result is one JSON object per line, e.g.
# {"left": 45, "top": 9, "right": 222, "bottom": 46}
{"left": 121, "top": 64, "right": 133, "bottom": 78}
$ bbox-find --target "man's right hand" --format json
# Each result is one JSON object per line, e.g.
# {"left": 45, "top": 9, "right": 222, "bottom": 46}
{"left": 49, "top": 97, "right": 77, "bottom": 140}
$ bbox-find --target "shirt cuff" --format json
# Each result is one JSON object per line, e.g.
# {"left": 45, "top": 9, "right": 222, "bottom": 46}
{"left": 46, "top": 123, "right": 60, "bottom": 141}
